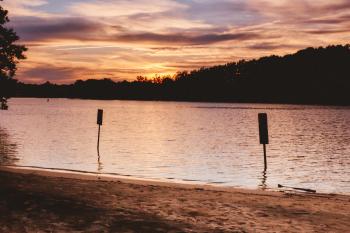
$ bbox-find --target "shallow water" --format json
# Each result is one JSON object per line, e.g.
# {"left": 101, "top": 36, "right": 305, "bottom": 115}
{"left": 0, "top": 98, "right": 349, "bottom": 193}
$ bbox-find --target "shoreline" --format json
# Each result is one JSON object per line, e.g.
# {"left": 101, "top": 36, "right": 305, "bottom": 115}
{"left": 0, "top": 165, "right": 276, "bottom": 195}
{"left": 1, "top": 165, "right": 348, "bottom": 196}
{"left": 1, "top": 165, "right": 350, "bottom": 232}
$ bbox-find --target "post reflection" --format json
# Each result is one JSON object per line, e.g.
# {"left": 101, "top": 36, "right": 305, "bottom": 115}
{"left": 259, "top": 170, "right": 267, "bottom": 190}
{"left": 97, "top": 152, "right": 103, "bottom": 173}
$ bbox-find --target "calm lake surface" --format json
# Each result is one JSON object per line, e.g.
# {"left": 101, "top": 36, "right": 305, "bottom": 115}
{"left": 0, "top": 98, "right": 349, "bottom": 194}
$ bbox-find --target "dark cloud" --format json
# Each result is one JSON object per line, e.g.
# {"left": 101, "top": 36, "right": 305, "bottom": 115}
{"left": 116, "top": 32, "right": 259, "bottom": 45}
{"left": 303, "top": 18, "right": 343, "bottom": 24}
{"left": 9, "top": 16, "right": 109, "bottom": 42}
{"left": 9, "top": 15, "right": 260, "bottom": 45}
{"left": 111, "top": 25, "right": 127, "bottom": 31}
{"left": 305, "top": 29, "right": 350, "bottom": 35}
{"left": 247, "top": 42, "right": 305, "bottom": 50}
{"left": 151, "top": 47, "right": 182, "bottom": 51}
{"left": 324, "top": 1, "right": 350, "bottom": 12}
{"left": 19, "top": 65, "right": 79, "bottom": 83}
{"left": 18, "top": 64, "right": 148, "bottom": 84}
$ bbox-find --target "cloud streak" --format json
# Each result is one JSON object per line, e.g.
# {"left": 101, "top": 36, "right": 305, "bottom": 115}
{"left": 11, "top": 16, "right": 106, "bottom": 42}
{"left": 115, "top": 32, "right": 260, "bottom": 45}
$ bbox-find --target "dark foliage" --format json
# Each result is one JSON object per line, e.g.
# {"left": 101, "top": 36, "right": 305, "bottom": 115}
{"left": 0, "top": 0, "right": 27, "bottom": 108}
{"left": 14, "top": 45, "right": 350, "bottom": 105}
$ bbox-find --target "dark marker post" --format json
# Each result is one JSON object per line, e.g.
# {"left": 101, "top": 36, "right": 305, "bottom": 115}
{"left": 258, "top": 113, "right": 269, "bottom": 170}
{"left": 97, "top": 109, "right": 103, "bottom": 154}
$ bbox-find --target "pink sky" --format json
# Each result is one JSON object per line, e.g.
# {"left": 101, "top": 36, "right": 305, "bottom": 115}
{"left": 3, "top": 0, "right": 350, "bottom": 83}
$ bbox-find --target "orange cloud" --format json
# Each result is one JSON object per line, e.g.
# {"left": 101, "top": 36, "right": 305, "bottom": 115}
{"left": 2, "top": 0, "right": 350, "bottom": 83}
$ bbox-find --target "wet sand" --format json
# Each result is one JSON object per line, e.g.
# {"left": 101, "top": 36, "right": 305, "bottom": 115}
{"left": 0, "top": 166, "right": 349, "bottom": 232}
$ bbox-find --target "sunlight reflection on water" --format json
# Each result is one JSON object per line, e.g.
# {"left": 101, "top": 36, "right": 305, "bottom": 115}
{"left": 0, "top": 98, "right": 349, "bottom": 194}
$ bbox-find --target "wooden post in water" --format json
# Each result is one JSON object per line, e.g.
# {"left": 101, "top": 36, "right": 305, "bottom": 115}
{"left": 263, "top": 144, "right": 267, "bottom": 169}
{"left": 258, "top": 113, "right": 269, "bottom": 170}
{"left": 97, "top": 109, "right": 103, "bottom": 155}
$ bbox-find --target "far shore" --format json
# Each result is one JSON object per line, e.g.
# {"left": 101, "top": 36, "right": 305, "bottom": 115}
{"left": 8, "top": 96, "right": 350, "bottom": 107}
{"left": 1, "top": 165, "right": 349, "bottom": 232}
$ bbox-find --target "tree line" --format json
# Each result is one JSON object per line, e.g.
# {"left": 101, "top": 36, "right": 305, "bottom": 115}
{"left": 8, "top": 44, "right": 350, "bottom": 105}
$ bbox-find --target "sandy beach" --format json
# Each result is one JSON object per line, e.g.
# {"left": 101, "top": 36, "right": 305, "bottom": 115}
{"left": 0, "top": 166, "right": 349, "bottom": 233}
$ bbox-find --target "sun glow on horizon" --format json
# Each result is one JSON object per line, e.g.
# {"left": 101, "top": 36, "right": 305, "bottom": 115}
{"left": 2, "top": 0, "right": 350, "bottom": 84}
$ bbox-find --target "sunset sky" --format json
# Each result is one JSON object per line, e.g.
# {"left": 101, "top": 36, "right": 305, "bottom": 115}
{"left": 3, "top": 0, "right": 350, "bottom": 83}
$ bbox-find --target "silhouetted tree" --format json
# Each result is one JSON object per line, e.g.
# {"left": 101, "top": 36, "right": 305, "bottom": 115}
{"left": 0, "top": 0, "right": 27, "bottom": 109}
{"left": 9, "top": 44, "right": 350, "bottom": 106}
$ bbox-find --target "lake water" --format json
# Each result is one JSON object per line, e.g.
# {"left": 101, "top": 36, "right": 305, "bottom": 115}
{"left": 0, "top": 98, "right": 349, "bottom": 194}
